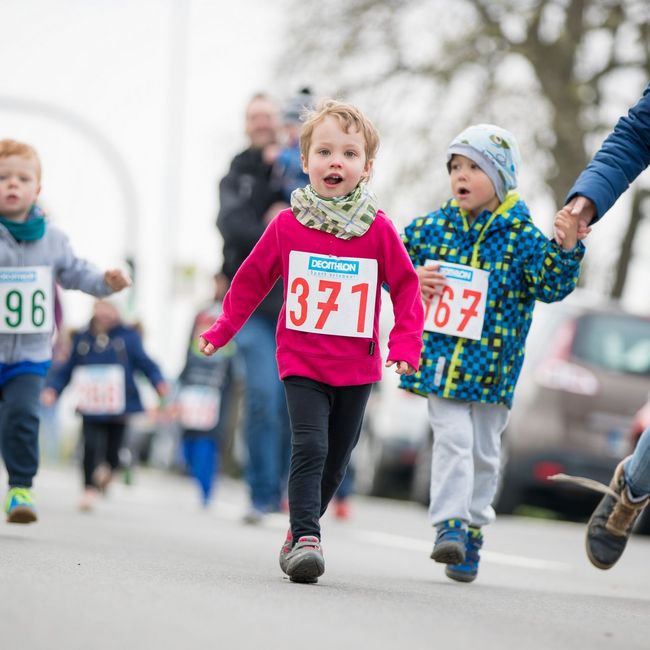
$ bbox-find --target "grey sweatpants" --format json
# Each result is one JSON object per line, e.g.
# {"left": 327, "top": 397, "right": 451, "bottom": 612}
{"left": 427, "top": 394, "right": 509, "bottom": 528}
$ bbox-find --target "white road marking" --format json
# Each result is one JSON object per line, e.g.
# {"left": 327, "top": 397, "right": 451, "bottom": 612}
{"left": 215, "top": 502, "right": 569, "bottom": 571}
{"left": 354, "top": 530, "right": 570, "bottom": 571}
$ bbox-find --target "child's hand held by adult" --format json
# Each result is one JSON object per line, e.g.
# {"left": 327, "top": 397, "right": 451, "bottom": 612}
{"left": 553, "top": 207, "right": 580, "bottom": 250}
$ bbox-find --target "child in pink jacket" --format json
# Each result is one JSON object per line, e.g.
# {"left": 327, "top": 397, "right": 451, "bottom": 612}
{"left": 200, "top": 99, "right": 424, "bottom": 584}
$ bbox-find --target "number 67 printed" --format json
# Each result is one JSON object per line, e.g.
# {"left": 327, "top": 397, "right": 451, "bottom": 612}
{"left": 422, "top": 261, "right": 489, "bottom": 341}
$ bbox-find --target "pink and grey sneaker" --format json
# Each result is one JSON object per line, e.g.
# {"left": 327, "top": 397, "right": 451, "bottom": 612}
{"left": 279, "top": 529, "right": 293, "bottom": 575}
{"left": 285, "top": 535, "right": 325, "bottom": 584}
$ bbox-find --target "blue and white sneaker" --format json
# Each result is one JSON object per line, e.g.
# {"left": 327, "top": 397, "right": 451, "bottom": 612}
{"left": 446, "top": 526, "right": 483, "bottom": 583}
{"left": 431, "top": 519, "right": 466, "bottom": 564}
{"left": 5, "top": 487, "right": 38, "bottom": 524}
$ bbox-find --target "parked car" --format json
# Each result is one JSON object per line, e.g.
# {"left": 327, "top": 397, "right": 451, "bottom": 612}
{"left": 354, "top": 369, "right": 429, "bottom": 498}
{"left": 353, "top": 294, "right": 430, "bottom": 498}
{"left": 493, "top": 292, "right": 650, "bottom": 514}
{"left": 357, "top": 291, "right": 650, "bottom": 518}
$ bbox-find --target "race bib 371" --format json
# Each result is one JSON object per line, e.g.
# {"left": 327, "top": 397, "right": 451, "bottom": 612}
{"left": 286, "top": 251, "right": 378, "bottom": 338}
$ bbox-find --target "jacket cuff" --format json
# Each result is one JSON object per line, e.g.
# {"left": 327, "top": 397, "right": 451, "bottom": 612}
{"left": 551, "top": 239, "right": 586, "bottom": 263}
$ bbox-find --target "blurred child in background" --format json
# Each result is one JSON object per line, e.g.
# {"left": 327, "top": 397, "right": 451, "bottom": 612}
{"left": 41, "top": 300, "right": 168, "bottom": 511}
{"left": 173, "top": 271, "right": 236, "bottom": 507}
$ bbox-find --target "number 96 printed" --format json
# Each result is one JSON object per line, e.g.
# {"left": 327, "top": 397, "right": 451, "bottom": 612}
{"left": 0, "top": 267, "right": 53, "bottom": 334}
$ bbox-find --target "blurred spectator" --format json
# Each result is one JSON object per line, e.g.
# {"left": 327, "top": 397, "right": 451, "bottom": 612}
{"left": 41, "top": 300, "right": 168, "bottom": 511}
{"left": 273, "top": 87, "right": 314, "bottom": 202}
{"left": 216, "top": 93, "right": 292, "bottom": 523}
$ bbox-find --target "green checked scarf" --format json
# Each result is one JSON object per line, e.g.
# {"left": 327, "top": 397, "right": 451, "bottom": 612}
{"left": 290, "top": 182, "right": 378, "bottom": 239}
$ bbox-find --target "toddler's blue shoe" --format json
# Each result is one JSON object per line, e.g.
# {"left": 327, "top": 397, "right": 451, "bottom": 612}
{"left": 446, "top": 526, "right": 483, "bottom": 583}
{"left": 5, "top": 487, "right": 38, "bottom": 524}
{"left": 431, "top": 519, "right": 466, "bottom": 564}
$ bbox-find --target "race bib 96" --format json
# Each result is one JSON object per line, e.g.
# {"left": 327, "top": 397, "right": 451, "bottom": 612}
{"left": 0, "top": 267, "right": 53, "bottom": 334}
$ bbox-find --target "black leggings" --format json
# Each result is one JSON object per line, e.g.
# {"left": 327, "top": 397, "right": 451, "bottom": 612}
{"left": 283, "top": 376, "right": 372, "bottom": 542}
{"left": 81, "top": 418, "right": 126, "bottom": 487}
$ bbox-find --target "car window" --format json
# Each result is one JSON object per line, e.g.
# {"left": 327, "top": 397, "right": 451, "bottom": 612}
{"left": 572, "top": 314, "right": 650, "bottom": 375}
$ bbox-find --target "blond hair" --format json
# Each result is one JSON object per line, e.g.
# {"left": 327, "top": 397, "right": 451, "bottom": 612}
{"left": 0, "top": 139, "right": 42, "bottom": 180}
{"left": 299, "top": 99, "right": 380, "bottom": 163}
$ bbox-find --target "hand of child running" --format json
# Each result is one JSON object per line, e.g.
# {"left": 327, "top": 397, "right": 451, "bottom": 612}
{"left": 553, "top": 207, "right": 582, "bottom": 250}
{"left": 416, "top": 264, "right": 447, "bottom": 302}
{"left": 40, "top": 387, "right": 58, "bottom": 407}
{"left": 155, "top": 381, "right": 170, "bottom": 398}
{"left": 198, "top": 335, "right": 217, "bottom": 356}
{"left": 104, "top": 269, "right": 132, "bottom": 291}
{"left": 385, "top": 359, "right": 415, "bottom": 376}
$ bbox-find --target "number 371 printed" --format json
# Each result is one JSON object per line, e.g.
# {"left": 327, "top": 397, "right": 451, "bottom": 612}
{"left": 423, "top": 261, "right": 489, "bottom": 341}
{"left": 285, "top": 252, "right": 377, "bottom": 338}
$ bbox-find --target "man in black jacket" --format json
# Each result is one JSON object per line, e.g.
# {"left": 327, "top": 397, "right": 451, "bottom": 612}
{"left": 217, "top": 93, "right": 290, "bottom": 523}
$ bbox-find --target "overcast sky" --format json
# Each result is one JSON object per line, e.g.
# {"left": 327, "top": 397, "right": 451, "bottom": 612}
{"left": 2, "top": 0, "right": 288, "bottom": 374}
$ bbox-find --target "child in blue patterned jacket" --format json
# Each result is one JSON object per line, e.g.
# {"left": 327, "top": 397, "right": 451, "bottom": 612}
{"left": 400, "top": 124, "right": 584, "bottom": 582}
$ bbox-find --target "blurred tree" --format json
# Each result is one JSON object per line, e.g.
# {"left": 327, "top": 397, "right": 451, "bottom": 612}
{"left": 279, "top": 0, "right": 650, "bottom": 297}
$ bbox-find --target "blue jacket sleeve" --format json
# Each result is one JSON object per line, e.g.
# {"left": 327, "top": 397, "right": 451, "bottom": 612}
{"left": 46, "top": 334, "right": 81, "bottom": 394}
{"left": 524, "top": 236, "right": 585, "bottom": 304}
{"left": 566, "top": 83, "right": 650, "bottom": 221}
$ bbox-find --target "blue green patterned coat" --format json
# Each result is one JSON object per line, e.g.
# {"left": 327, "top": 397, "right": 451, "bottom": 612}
{"left": 399, "top": 192, "right": 584, "bottom": 408}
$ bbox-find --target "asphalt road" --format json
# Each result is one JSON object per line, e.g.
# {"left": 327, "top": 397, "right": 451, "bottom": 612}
{"left": 1, "top": 465, "right": 649, "bottom": 650}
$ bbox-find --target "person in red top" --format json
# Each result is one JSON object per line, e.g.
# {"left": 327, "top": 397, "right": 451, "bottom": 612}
{"left": 200, "top": 99, "right": 424, "bottom": 584}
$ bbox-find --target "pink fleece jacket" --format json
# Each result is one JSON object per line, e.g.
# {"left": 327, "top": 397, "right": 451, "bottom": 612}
{"left": 202, "top": 208, "right": 424, "bottom": 387}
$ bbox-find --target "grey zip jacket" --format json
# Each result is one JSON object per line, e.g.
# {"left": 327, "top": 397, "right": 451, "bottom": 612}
{"left": 0, "top": 222, "right": 113, "bottom": 364}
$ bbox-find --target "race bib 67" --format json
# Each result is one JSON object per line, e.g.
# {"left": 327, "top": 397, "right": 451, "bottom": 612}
{"left": 423, "top": 261, "right": 489, "bottom": 341}
{"left": 286, "top": 251, "right": 378, "bottom": 338}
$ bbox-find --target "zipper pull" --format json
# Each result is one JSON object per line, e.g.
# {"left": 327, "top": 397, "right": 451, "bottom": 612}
{"left": 368, "top": 341, "right": 375, "bottom": 356}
